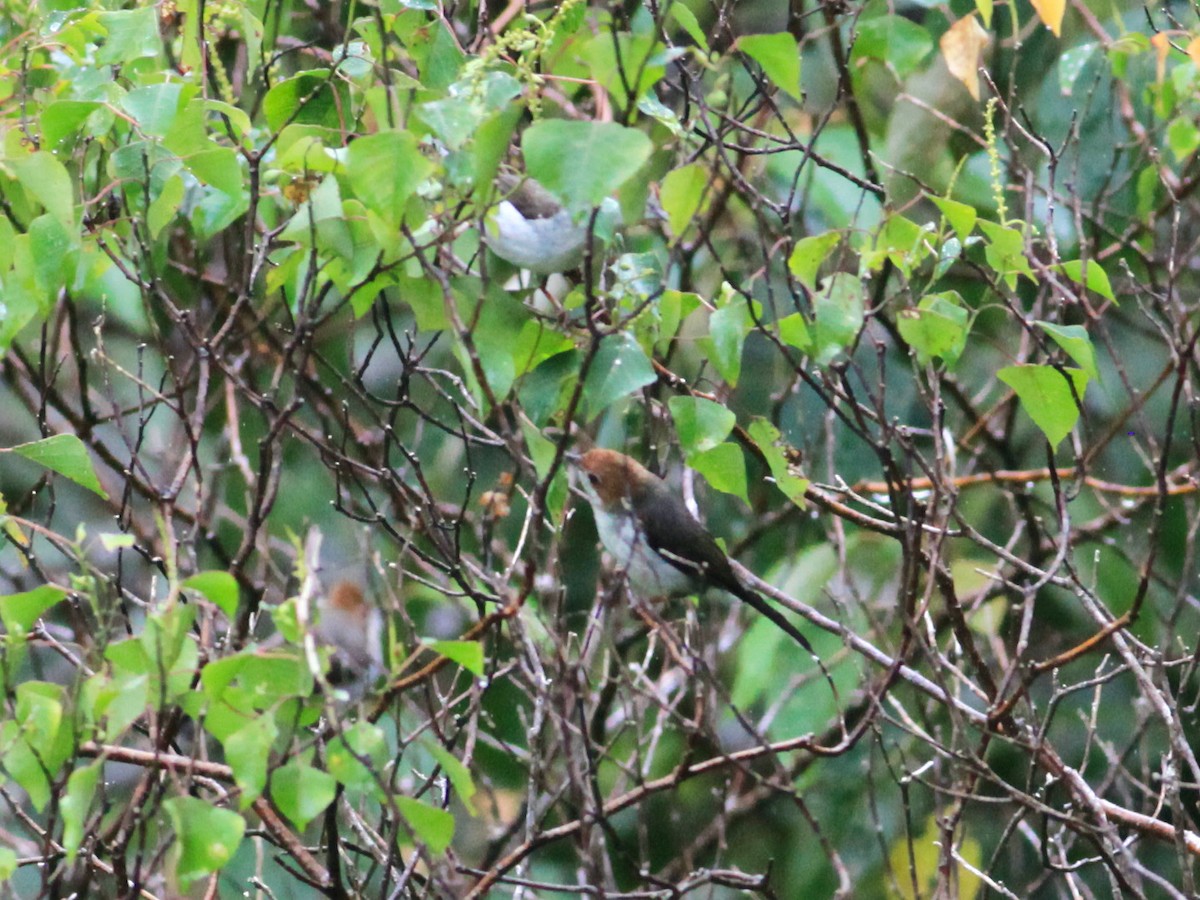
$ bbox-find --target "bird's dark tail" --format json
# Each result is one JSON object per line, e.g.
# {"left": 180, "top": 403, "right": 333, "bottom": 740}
{"left": 731, "top": 582, "right": 815, "bottom": 655}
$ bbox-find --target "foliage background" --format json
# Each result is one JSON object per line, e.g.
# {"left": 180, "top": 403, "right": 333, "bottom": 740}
{"left": 1, "top": 0, "right": 1199, "bottom": 897}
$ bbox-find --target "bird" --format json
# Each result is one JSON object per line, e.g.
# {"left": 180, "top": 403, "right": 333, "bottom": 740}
{"left": 575, "top": 448, "right": 814, "bottom": 653}
{"left": 484, "top": 171, "right": 621, "bottom": 274}
{"left": 257, "top": 577, "right": 384, "bottom": 695}
{"left": 314, "top": 580, "right": 384, "bottom": 686}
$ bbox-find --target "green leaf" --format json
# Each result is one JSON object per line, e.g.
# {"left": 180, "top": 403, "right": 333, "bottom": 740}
{"left": 777, "top": 313, "right": 812, "bottom": 352}
{"left": 0, "top": 847, "right": 14, "bottom": 881}
{"left": 262, "top": 72, "right": 347, "bottom": 131}
{"left": 934, "top": 237, "right": 962, "bottom": 280}
{"left": 141, "top": 602, "right": 197, "bottom": 676}
{"left": 660, "top": 163, "right": 708, "bottom": 239}
{"left": 931, "top": 196, "right": 977, "bottom": 242}
{"left": 140, "top": 175, "right": 181, "bottom": 240}
{"left": 0, "top": 262, "right": 43, "bottom": 352}
{"left": 0, "top": 492, "right": 28, "bottom": 550}
{"left": 518, "top": 350, "right": 577, "bottom": 427}
{"left": 737, "top": 33, "right": 802, "bottom": 101}
{"left": 96, "top": 6, "right": 161, "bottom": 64}
{"left": 747, "top": 418, "right": 808, "bottom": 506}
{"left": 272, "top": 762, "right": 336, "bottom": 831}
{"left": 397, "top": 796, "right": 455, "bottom": 854}
{"left": 977, "top": 220, "right": 1034, "bottom": 287}
{"left": 279, "top": 176, "right": 350, "bottom": 257}
{"left": 393, "top": 274, "right": 448, "bottom": 331}
{"left": 427, "top": 640, "right": 484, "bottom": 676}
{"left": 346, "top": 131, "right": 434, "bottom": 228}
{"left": 866, "top": 214, "right": 932, "bottom": 275}
{"left": 519, "top": 419, "right": 557, "bottom": 482}
{"left": 185, "top": 148, "right": 243, "bottom": 199}
{"left": 183, "top": 571, "right": 239, "bottom": 620}
{"left": 1037, "top": 322, "right": 1100, "bottom": 383}
{"left": 787, "top": 232, "right": 840, "bottom": 291}
{"left": 224, "top": 715, "right": 277, "bottom": 806}
{"left": 200, "top": 653, "right": 249, "bottom": 701}
{"left": 515, "top": 317, "right": 573, "bottom": 377}
{"left": 97, "top": 673, "right": 148, "bottom": 742}
{"left": 1055, "top": 259, "right": 1115, "bottom": 302}
{"left": 106, "top": 638, "right": 151, "bottom": 676}
{"left": 61, "top": 762, "right": 101, "bottom": 863}
{"left": 464, "top": 288, "right": 532, "bottom": 402}
{"left": 656, "top": 289, "right": 701, "bottom": 350}
{"left": 997, "top": 364, "right": 1088, "bottom": 450}
{"left": 16, "top": 682, "right": 65, "bottom": 755}
{"left": 0, "top": 584, "right": 68, "bottom": 634}
{"left": 1058, "top": 42, "right": 1098, "bottom": 95}
{"left": 413, "top": 20, "right": 465, "bottom": 90}
{"left": 669, "top": 396, "right": 736, "bottom": 454}
{"left": 670, "top": 2, "right": 709, "bottom": 51}
{"left": 581, "top": 333, "right": 657, "bottom": 416}
{"left": 2, "top": 734, "right": 50, "bottom": 811}
{"left": 120, "top": 83, "right": 187, "bottom": 137}
{"left": 40, "top": 100, "right": 101, "bottom": 148}
{"left": 203, "top": 99, "right": 254, "bottom": 145}
{"left": 29, "top": 213, "right": 76, "bottom": 297}
{"left": 1168, "top": 117, "right": 1200, "bottom": 162}
{"left": 699, "top": 297, "right": 753, "bottom": 387}
{"left": 11, "top": 152, "right": 74, "bottom": 228}
{"left": 201, "top": 648, "right": 311, "bottom": 707}
{"left": 236, "top": 654, "right": 314, "bottom": 706}
{"left": 812, "top": 273, "right": 865, "bottom": 363}
{"left": 8, "top": 434, "right": 108, "bottom": 498}
{"left": 328, "top": 722, "right": 387, "bottom": 790}
{"left": 164, "top": 797, "right": 245, "bottom": 889}
{"left": 472, "top": 106, "right": 522, "bottom": 191}
{"left": 428, "top": 742, "right": 478, "bottom": 815}
{"left": 419, "top": 96, "right": 485, "bottom": 151}
{"left": 896, "top": 291, "right": 971, "bottom": 367}
{"left": 688, "top": 442, "right": 748, "bottom": 501}
{"left": 3, "top": 683, "right": 69, "bottom": 811}
{"left": 852, "top": 17, "right": 933, "bottom": 79}
{"left": 638, "top": 94, "right": 685, "bottom": 137}
{"left": 523, "top": 120, "right": 652, "bottom": 214}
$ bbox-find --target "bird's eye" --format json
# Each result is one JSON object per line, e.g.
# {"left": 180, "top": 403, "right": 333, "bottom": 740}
{"left": 587, "top": 472, "right": 601, "bottom": 486}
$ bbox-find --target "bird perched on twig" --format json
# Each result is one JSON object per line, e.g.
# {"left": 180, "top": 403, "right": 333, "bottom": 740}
{"left": 485, "top": 171, "right": 621, "bottom": 274}
{"left": 314, "top": 580, "right": 384, "bottom": 685}
{"left": 263, "top": 528, "right": 385, "bottom": 696}
{"left": 575, "top": 448, "right": 814, "bottom": 653}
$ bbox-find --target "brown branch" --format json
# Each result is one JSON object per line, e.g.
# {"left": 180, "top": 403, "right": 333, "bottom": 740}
{"left": 851, "top": 464, "right": 1198, "bottom": 499}
{"left": 78, "top": 742, "right": 332, "bottom": 890}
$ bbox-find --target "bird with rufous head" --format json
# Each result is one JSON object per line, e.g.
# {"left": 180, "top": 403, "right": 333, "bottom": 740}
{"left": 575, "top": 448, "right": 813, "bottom": 653}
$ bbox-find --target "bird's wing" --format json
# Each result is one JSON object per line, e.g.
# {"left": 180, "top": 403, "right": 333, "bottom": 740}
{"left": 635, "top": 486, "right": 741, "bottom": 592}
{"left": 637, "top": 485, "right": 815, "bottom": 654}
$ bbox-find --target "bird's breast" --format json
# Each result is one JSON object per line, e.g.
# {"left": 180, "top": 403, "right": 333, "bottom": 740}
{"left": 591, "top": 506, "right": 696, "bottom": 600}
{"left": 486, "top": 203, "right": 585, "bottom": 273}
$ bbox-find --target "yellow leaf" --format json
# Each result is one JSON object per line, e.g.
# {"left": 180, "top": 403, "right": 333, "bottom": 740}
{"left": 1188, "top": 36, "right": 1200, "bottom": 67}
{"left": 940, "top": 16, "right": 990, "bottom": 101}
{"left": 1152, "top": 32, "right": 1171, "bottom": 83}
{"left": 1028, "top": 0, "right": 1064, "bottom": 37}
{"left": 0, "top": 493, "right": 28, "bottom": 553}
{"left": 887, "top": 815, "right": 983, "bottom": 900}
